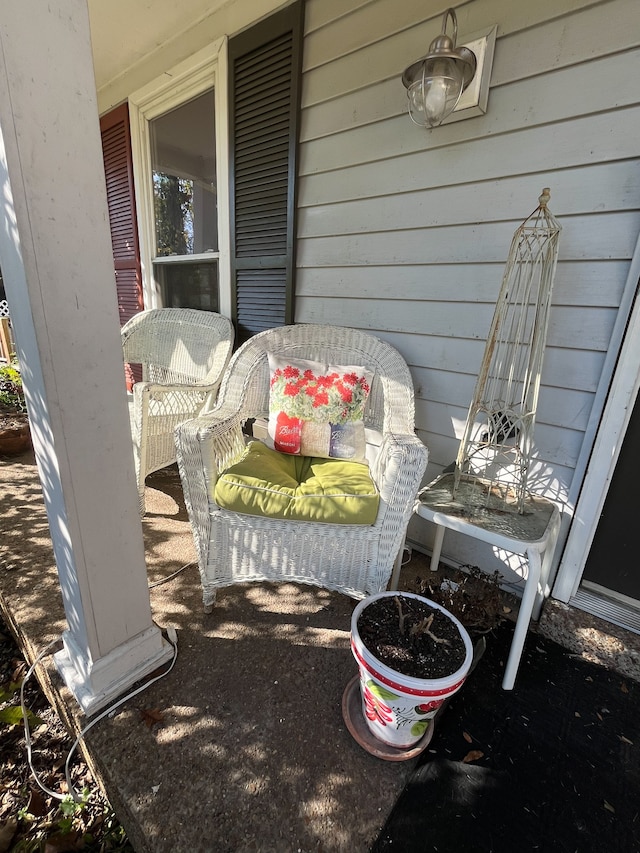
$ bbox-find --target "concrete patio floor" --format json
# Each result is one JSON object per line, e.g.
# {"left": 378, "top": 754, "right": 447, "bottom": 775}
{"left": 1, "top": 448, "right": 640, "bottom": 852}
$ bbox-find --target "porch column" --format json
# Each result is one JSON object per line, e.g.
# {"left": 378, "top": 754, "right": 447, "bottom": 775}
{"left": 0, "top": 1, "right": 172, "bottom": 714}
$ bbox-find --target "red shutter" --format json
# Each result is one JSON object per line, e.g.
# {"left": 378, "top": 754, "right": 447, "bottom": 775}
{"left": 100, "top": 103, "right": 142, "bottom": 324}
{"left": 100, "top": 103, "right": 142, "bottom": 387}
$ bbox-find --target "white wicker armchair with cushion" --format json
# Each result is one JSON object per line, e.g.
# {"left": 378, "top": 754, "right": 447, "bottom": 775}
{"left": 121, "top": 308, "right": 234, "bottom": 516}
{"left": 175, "top": 324, "right": 428, "bottom": 611}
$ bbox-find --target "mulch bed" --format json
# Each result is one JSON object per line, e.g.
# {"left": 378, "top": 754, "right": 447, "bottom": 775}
{"left": 0, "top": 617, "right": 134, "bottom": 852}
{"left": 372, "top": 621, "right": 640, "bottom": 853}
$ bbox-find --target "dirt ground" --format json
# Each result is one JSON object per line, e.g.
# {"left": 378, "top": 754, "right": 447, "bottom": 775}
{"left": 0, "top": 613, "right": 134, "bottom": 852}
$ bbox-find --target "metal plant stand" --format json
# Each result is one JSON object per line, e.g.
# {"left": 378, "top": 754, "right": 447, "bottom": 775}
{"left": 455, "top": 187, "right": 562, "bottom": 510}
{"left": 413, "top": 189, "right": 562, "bottom": 690}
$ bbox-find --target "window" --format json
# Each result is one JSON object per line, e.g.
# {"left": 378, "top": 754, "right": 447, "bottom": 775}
{"left": 129, "top": 42, "right": 231, "bottom": 315}
{"left": 150, "top": 89, "right": 219, "bottom": 310}
{"left": 129, "top": 2, "right": 303, "bottom": 335}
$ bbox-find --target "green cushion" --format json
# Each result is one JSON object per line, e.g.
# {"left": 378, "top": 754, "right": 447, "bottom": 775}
{"left": 213, "top": 441, "right": 379, "bottom": 525}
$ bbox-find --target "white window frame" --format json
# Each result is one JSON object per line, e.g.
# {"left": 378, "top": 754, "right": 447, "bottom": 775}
{"left": 128, "top": 39, "right": 231, "bottom": 317}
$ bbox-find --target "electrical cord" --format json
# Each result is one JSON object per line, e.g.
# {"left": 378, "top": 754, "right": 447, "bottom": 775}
{"left": 20, "top": 639, "right": 66, "bottom": 801}
{"left": 20, "top": 627, "right": 178, "bottom": 803}
{"left": 148, "top": 561, "right": 194, "bottom": 589}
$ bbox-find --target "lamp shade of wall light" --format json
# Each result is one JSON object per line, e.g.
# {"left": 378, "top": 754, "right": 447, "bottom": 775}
{"left": 402, "top": 8, "right": 477, "bottom": 128}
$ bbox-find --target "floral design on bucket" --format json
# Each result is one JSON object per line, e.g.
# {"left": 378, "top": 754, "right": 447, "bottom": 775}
{"left": 360, "top": 678, "right": 438, "bottom": 741}
{"left": 410, "top": 720, "right": 429, "bottom": 738}
{"left": 267, "top": 354, "right": 373, "bottom": 459}
{"left": 363, "top": 681, "right": 396, "bottom": 726}
{"left": 415, "top": 699, "right": 444, "bottom": 715}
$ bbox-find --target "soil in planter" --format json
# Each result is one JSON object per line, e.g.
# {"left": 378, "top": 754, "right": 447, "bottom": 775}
{"left": 358, "top": 595, "right": 467, "bottom": 679}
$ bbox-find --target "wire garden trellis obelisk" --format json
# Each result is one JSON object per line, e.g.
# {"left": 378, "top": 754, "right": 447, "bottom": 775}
{"left": 452, "top": 188, "right": 562, "bottom": 514}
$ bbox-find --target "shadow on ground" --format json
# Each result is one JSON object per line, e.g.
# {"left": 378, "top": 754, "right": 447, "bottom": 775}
{"left": 2, "top": 450, "right": 640, "bottom": 853}
{"left": 0, "top": 451, "right": 416, "bottom": 853}
{"left": 374, "top": 621, "right": 640, "bottom": 853}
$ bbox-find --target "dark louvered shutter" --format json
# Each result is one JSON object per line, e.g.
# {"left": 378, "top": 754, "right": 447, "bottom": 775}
{"left": 228, "top": 1, "right": 303, "bottom": 344}
{"left": 100, "top": 103, "right": 142, "bottom": 327}
{"left": 100, "top": 103, "right": 142, "bottom": 388}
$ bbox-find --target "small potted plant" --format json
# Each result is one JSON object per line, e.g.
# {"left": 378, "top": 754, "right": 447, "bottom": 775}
{"left": 0, "top": 361, "right": 30, "bottom": 455}
{"left": 348, "top": 591, "right": 473, "bottom": 752}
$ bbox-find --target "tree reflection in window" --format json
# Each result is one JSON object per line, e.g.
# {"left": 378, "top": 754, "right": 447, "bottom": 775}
{"left": 150, "top": 88, "right": 217, "bottom": 258}
{"left": 153, "top": 173, "right": 194, "bottom": 256}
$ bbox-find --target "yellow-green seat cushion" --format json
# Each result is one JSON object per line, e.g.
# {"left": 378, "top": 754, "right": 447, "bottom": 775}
{"left": 213, "top": 441, "right": 379, "bottom": 525}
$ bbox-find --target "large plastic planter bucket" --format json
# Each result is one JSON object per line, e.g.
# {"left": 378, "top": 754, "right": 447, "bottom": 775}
{"left": 351, "top": 591, "right": 474, "bottom": 749}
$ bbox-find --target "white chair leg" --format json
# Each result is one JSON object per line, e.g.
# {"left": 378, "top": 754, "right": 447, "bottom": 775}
{"left": 532, "top": 510, "right": 561, "bottom": 620}
{"left": 430, "top": 524, "right": 445, "bottom": 571}
{"left": 203, "top": 589, "right": 217, "bottom": 614}
{"left": 502, "top": 547, "right": 542, "bottom": 690}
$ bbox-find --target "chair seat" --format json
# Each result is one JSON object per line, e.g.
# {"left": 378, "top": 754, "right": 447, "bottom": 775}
{"left": 214, "top": 441, "right": 379, "bottom": 524}
{"left": 414, "top": 473, "right": 561, "bottom": 690}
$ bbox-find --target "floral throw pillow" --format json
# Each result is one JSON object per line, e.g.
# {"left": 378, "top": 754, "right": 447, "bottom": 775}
{"left": 267, "top": 353, "right": 373, "bottom": 460}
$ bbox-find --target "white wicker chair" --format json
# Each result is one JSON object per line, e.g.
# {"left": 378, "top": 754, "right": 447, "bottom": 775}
{"left": 121, "top": 308, "right": 234, "bottom": 516}
{"left": 175, "top": 324, "right": 428, "bottom": 610}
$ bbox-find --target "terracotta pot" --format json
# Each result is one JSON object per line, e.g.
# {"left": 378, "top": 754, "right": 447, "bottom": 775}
{"left": 0, "top": 421, "right": 30, "bottom": 456}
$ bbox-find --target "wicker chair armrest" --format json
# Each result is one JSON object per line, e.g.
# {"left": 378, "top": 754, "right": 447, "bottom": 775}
{"left": 372, "top": 432, "right": 429, "bottom": 520}
{"left": 175, "top": 410, "right": 247, "bottom": 568}
{"left": 178, "top": 406, "right": 247, "bottom": 461}
{"left": 132, "top": 380, "right": 221, "bottom": 401}
{"left": 176, "top": 405, "right": 248, "bottom": 488}
{"left": 132, "top": 381, "right": 224, "bottom": 423}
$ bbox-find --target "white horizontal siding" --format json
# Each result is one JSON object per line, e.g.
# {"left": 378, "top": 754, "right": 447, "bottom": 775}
{"left": 372, "top": 329, "right": 607, "bottom": 394}
{"left": 299, "top": 109, "right": 639, "bottom": 201}
{"left": 297, "top": 163, "right": 640, "bottom": 235}
{"left": 297, "top": 260, "right": 628, "bottom": 308}
{"left": 412, "top": 367, "right": 594, "bottom": 431}
{"left": 416, "top": 400, "right": 583, "bottom": 468}
{"left": 304, "top": 0, "right": 372, "bottom": 36}
{"left": 302, "top": 0, "right": 614, "bottom": 78}
{"left": 301, "top": 0, "right": 639, "bottom": 121}
{"left": 301, "top": 47, "right": 639, "bottom": 143}
{"left": 296, "top": 296, "right": 618, "bottom": 351}
{"left": 298, "top": 213, "right": 640, "bottom": 266}
{"left": 296, "top": 0, "right": 640, "bottom": 568}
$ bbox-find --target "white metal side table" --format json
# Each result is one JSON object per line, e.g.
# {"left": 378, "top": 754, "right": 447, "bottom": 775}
{"left": 412, "top": 473, "right": 561, "bottom": 690}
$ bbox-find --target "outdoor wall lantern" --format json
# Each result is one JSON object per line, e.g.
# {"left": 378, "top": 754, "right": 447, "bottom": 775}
{"left": 402, "top": 8, "right": 494, "bottom": 128}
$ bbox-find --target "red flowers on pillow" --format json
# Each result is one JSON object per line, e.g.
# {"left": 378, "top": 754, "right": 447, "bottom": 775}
{"left": 267, "top": 354, "right": 373, "bottom": 460}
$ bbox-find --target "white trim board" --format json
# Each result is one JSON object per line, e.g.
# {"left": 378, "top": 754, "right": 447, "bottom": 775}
{"left": 553, "top": 227, "right": 640, "bottom": 602}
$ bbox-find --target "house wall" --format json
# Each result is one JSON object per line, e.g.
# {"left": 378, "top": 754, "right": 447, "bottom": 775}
{"left": 296, "top": 0, "right": 640, "bottom": 578}
{"left": 93, "top": 0, "right": 640, "bottom": 587}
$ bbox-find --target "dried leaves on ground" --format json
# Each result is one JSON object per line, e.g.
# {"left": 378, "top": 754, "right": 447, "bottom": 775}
{"left": 409, "top": 562, "right": 511, "bottom": 636}
{"left": 0, "top": 619, "right": 134, "bottom": 853}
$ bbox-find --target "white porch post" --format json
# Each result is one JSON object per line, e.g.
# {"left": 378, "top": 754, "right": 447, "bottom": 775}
{"left": 0, "top": 1, "right": 172, "bottom": 714}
